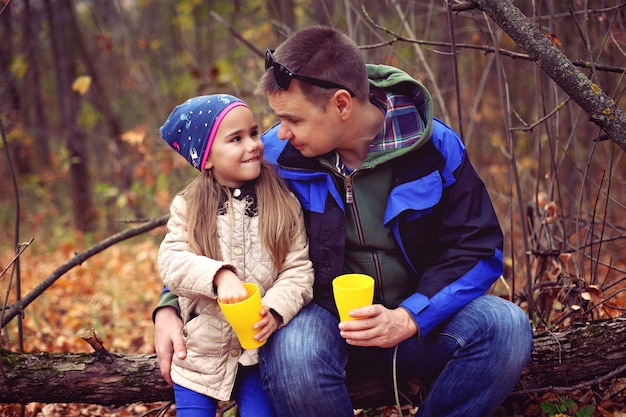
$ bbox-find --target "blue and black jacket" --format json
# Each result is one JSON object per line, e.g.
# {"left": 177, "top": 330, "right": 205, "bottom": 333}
{"left": 261, "top": 65, "right": 504, "bottom": 337}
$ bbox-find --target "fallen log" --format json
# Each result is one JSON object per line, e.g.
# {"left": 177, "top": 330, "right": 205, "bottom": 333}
{"left": 1, "top": 318, "right": 625, "bottom": 408}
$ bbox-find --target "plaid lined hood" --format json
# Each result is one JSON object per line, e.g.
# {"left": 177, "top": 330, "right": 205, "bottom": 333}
{"left": 364, "top": 64, "right": 434, "bottom": 167}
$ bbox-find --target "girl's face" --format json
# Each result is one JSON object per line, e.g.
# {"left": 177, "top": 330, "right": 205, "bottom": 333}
{"left": 205, "top": 106, "right": 263, "bottom": 188}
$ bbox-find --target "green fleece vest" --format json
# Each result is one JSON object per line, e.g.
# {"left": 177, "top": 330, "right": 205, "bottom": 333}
{"left": 314, "top": 65, "right": 435, "bottom": 307}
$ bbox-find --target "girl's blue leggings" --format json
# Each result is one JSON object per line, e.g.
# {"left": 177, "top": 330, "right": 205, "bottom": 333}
{"left": 173, "top": 365, "right": 275, "bottom": 417}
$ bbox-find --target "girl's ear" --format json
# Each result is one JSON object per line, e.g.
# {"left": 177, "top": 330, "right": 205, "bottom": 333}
{"left": 204, "top": 160, "right": 213, "bottom": 170}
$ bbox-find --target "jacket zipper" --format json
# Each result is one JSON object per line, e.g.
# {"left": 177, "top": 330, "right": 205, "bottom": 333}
{"left": 344, "top": 168, "right": 386, "bottom": 303}
{"left": 345, "top": 175, "right": 353, "bottom": 204}
{"left": 284, "top": 160, "right": 385, "bottom": 301}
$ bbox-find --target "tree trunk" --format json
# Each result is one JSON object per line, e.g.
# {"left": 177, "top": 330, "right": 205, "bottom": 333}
{"left": 0, "top": 351, "right": 172, "bottom": 405}
{"left": 1, "top": 318, "right": 625, "bottom": 408}
{"left": 24, "top": 0, "right": 51, "bottom": 168}
{"left": 45, "top": 0, "right": 97, "bottom": 232}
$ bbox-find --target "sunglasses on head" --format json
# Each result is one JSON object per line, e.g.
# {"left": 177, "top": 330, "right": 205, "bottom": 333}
{"left": 264, "top": 49, "right": 355, "bottom": 97}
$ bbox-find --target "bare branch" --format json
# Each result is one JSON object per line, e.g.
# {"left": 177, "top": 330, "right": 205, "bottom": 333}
{"left": 511, "top": 98, "right": 572, "bottom": 132}
{"left": 469, "top": 0, "right": 626, "bottom": 152}
{"left": 0, "top": 215, "right": 168, "bottom": 329}
{"left": 209, "top": 10, "right": 264, "bottom": 58}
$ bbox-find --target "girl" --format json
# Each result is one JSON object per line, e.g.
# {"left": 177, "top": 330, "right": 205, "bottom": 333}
{"left": 158, "top": 94, "right": 314, "bottom": 417}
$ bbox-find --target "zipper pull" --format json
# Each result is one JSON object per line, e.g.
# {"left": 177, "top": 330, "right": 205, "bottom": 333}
{"left": 345, "top": 175, "right": 353, "bottom": 204}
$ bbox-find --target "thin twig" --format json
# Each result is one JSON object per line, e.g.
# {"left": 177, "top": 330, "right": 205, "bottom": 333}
{"left": 582, "top": 287, "right": 626, "bottom": 317}
{"left": 446, "top": 1, "right": 464, "bottom": 140}
{"left": 358, "top": 36, "right": 626, "bottom": 74}
{"left": 0, "top": 239, "right": 33, "bottom": 282}
{"left": 0, "top": 240, "right": 33, "bottom": 329}
{"left": 484, "top": 12, "right": 537, "bottom": 317}
{"left": 0, "top": 0, "right": 12, "bottom": 18}
{"left": 510, "top": 98, "right": 572, "bottom": 132}
{"left": 363, "top": 3, "right": 451, "bottom": 124}
{"left": 209, "top": 10, "right": 264, "bottom": 58}
{"left": 1, "top": 114, "right": 24, "bottom": 352}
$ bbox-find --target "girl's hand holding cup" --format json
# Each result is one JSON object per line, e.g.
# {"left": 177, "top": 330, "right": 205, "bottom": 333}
{"left": 215, "top": 268, "right": 248, "bottom": 304}
{"left": 218, "top": 282, "right": 267, "bottom": 349}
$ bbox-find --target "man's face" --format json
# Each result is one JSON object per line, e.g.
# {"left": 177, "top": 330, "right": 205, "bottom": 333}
{"left": 267, "top": 81, "right": 342, "bottom": 157}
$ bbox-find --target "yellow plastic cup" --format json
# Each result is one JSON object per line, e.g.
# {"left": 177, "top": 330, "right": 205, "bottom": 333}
{"left": 332, "top": 274, "right": 375, "bottom": 322}
{"left": 218, "top": 282, "right": 266, "bottom": 349}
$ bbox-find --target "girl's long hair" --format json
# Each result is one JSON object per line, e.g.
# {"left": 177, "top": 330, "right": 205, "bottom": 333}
{"left": 182, "top": 160, "right": 303, "bottom": 269}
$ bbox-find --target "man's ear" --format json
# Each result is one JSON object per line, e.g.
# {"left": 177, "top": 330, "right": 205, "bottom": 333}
{"left": 333, "top": 89, "right": 353, "bottom": 120}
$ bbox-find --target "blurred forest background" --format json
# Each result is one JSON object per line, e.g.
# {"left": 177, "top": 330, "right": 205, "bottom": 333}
{"left": 1, "top": 0, "right": 626, "bottom": 415}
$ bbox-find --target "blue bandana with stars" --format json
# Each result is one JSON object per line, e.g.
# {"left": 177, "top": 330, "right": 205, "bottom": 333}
{"left": 160, "top": 94, "right": 248, "bottom": 171}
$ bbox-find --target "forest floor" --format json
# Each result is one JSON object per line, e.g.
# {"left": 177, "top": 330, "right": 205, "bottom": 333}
{"left": 1, "top": 230, "right": 625, "bottom": 416}
{"left": 0, "top": 235, "right": 401, "bottom": 417}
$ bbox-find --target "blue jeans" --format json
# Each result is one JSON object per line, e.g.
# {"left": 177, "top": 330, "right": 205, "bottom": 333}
{"left": 174, "top": 365, "right": 275, "bottom": 417}
{"left": 259, "top": 295, "right": 532, "bottom": 417}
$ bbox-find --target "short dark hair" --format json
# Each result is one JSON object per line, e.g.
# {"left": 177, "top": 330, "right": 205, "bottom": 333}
{"left": 257, "top": 26, "right": 369, "bottom": 107}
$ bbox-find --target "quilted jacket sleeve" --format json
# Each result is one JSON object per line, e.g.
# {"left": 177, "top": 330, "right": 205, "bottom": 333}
{"left": 158, "top": 195, "right": 233, "bottom": 300}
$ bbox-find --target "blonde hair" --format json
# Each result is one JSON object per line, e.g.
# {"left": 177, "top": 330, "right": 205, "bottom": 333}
{"left": 182, "top": 160, "right": 303, "bottom": 269}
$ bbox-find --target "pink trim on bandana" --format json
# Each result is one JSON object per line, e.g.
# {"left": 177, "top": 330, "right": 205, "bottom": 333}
{"left": 200, "top": 101, "right": 249, "bottom": 171}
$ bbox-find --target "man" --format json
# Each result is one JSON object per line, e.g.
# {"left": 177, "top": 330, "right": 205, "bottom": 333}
{"left": 155, "top": 26, "right": 533, "bottom": 417}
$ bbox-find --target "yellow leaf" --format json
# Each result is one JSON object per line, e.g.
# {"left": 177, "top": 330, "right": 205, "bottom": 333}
{"left": 72, "top": 75, "right": 92, "bottom": 96}
{"left": 121, "top": 127, "right": 146, "bottom": 145}
{"left": 10, "top": 54, "right": 28, "bottom": 79}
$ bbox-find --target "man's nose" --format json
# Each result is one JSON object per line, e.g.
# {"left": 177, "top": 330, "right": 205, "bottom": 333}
{"left": 278, "top": 124, "right": 293, "bottom": 141}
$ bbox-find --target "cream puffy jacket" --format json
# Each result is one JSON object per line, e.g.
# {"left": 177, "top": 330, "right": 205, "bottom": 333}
{"left": 158, "top": 192, "right": 314, "bottom": 401}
